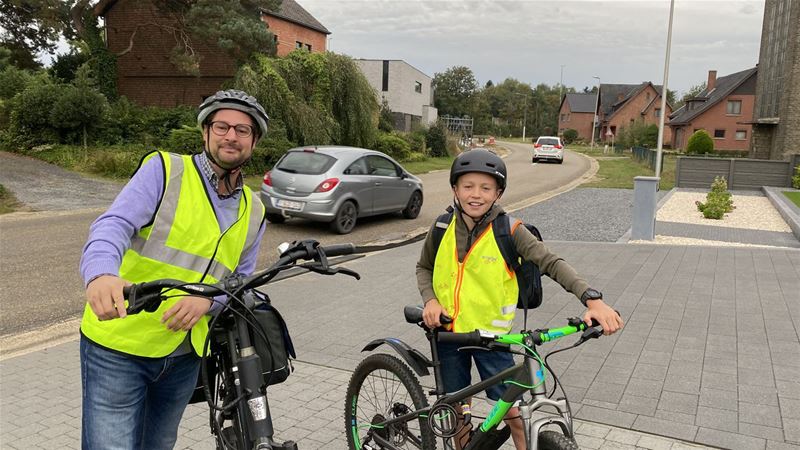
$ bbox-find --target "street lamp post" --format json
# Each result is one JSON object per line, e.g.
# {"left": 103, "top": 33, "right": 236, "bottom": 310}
{"left": 558, "top": 65, "right": 565, "bottom": 134}
{"left": 515, "top": 92, "right": 529, "bottom": 142}
{"left": 590, "top": 76, "right": 601, "bottom": 150}
{"left": 655, "top": 0, "right": 676, "bottom": 179}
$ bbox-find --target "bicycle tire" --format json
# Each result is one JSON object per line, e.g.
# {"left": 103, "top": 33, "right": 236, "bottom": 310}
{"left": 538, "top": 430, "right": 579, "bottom": 450}
{"left": 345, "top": 353, "right": 436, "bottom": 450}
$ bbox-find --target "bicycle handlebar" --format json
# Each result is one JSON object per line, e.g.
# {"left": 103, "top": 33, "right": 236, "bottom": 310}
{"left": 123, "top": 240, "right": 358, "bottom": 314}
{"left": 437, "top": 315, "right": 613, "bottom": 348}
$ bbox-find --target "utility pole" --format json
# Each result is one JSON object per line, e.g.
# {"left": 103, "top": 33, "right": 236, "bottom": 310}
{"left": 655, "top": 0, "right": 675, "bottom": 179}
{"left": 515, "top": 92, "right": 529, "bottom": 141}
{"left": 558, "top": 65, "right": 565, "bottom": 134}
{"left": 590, "top": 76, "right": 601, "bottom": 150}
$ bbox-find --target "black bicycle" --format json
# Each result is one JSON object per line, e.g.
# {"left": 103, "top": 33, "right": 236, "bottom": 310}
{"left": 123, "top": 240, "right": 360, "bottom": 450}
{"left": 346, "top": 305, "right": 616, "bottom": 450}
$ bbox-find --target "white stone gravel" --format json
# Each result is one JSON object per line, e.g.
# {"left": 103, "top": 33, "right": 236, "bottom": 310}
{"left": 656, "top": 191, "right": 791, "bottom": 232}
{"left": 629, "top": 236, "right": 789, "bottom": 248}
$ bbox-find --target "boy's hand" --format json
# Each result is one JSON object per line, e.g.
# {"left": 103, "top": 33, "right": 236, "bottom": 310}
{"left": 583, "top": 299, "right": 623, "bottom": 335}
{"left": 423, "top": 298, "right": 446, "bottom": 329}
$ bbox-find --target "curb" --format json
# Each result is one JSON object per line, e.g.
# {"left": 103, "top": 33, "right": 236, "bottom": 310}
{"left": 762, "top": 186, "right": 800, "bottom": 240}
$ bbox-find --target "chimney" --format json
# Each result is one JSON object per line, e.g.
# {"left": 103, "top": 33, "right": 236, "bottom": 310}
{"left": 707, "top": 70, "right": 717, "bottom": 91}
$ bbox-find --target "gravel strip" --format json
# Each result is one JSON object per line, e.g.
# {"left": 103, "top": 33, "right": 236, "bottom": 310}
{"left": 511, "top": 187, "right": 664, "bottom": 242}
{"left": 656, "top": 190, "right": 791, "bottom": 232}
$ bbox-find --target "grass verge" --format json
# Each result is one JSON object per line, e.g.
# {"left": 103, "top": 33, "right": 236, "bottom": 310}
{"left": 571, "top": 148, "right": 676, "bottom": 190}
{"left": 0, "top": 184, "right": 21, "bottom": 214}
{"left": 783, "top": 191, "right": 800, "bottom": 208}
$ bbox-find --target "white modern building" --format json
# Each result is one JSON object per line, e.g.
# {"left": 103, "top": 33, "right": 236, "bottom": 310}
{"left": 355, "top": 59, "right": 438, "bottom": 132}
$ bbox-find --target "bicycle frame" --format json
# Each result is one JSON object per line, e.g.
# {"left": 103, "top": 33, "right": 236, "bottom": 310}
{"left": 356, "top": 318, "right": 596, "bottom": 450}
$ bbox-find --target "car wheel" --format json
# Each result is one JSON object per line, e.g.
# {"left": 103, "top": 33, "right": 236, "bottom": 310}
{"left": 401, "top": 191, "right": 423, "bottom": 219}
{"left": 265, "top": 213, "right": 286, "bottom": 224}
{"left": 556, "top": 158, "right": 564, "bottom": 164}
{"left": 331, "top": 200, "right": 357, "bottom": 234}
{"left": 532, "top": 157, "right": 538, "bottom": 163}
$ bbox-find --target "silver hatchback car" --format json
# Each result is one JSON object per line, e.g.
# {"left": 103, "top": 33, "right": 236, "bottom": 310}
{"left": 261, "top": 146, "right": 424, "bottom": 234}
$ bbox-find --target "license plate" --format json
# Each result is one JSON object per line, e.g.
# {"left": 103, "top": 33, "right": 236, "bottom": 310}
{"left": 275, "top": 199, "right": 303, "bottom": 211}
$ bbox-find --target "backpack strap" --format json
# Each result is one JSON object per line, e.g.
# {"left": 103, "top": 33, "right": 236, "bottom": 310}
{"left": 492, "top": 213, "right": 521, "bottom": 272}
{"left": 431, "top": 207, "right": 454, "bottom": 255}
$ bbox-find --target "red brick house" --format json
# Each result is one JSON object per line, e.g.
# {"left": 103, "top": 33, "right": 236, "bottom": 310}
{"left": 94, "top": 0, "right": 329, "bottom": 107}
{"left": 558, "top": 93, "right": 596, "bottom": 141}
{"left": 669, "top": 68, "right": 757, "bottom": 152}
{"left": 597, "top": 82, "right": 673, "bottom": 146}
{"left": 262, "top": 0, "right": 330, "bottom": 57}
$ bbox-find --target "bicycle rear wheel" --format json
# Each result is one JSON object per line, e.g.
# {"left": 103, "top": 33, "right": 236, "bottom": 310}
{"left": 538, "top": 430, "right": 579, "bottom": 450}
{"left": 345, "top": 353, "right": 435, "bottom": 450}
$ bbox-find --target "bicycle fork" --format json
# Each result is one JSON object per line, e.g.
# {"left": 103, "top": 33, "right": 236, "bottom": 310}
{"left": 228, "top": 316, "right": 298, "bottom": 450}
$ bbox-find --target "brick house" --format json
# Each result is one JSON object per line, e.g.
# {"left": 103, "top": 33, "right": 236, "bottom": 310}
{"left": 597, "top": 82, "right": 673, "bottom": 146}
{"left": 669, "top": 68, "right": 757, "bottom": 152}
{"left": 262, "top": 0, "right": 329, "bottom": 57}
{"left": 354, "top": 59, "right": 438, "bottom": 132}
{"left": 558, "top": 93, "right": 596, "bottom": 141}
{"left": 94, "top": 0, "right": 329, "bottom": 107}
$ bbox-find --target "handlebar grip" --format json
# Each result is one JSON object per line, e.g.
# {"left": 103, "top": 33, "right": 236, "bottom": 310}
{"left": 321, "top": 243, "right": 356, "bottom": 257}
{"left": 437, "top": 331, "right": 482, "bottom": 346}
{"left": 123, "top": 285, "right": 132, "bottom": 299}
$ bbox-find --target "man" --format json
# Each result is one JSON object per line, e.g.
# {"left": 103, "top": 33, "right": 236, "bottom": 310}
{"left": 79, "top": 90, "right": 269, "bottom": 449}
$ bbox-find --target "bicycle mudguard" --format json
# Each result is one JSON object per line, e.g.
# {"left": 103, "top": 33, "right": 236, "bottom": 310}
{"left": 361, "top": 337, "right": 433, "bottom": 377}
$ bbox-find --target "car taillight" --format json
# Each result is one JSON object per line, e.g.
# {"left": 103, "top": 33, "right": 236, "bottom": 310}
{"left": 555, "top": 144, "right": 563, "bottom": 149}
{"left": 534, "top": 144, "right": 541, "bottom": 148}
{"left": 315, "top": 178, "right": 339, "bottom": 193}
{"left": 263, "top": 171, "right": 272, "bottom": 187}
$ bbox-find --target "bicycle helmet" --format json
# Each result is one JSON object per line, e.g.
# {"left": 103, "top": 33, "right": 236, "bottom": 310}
{"left": 197, "top": 89, "right": 269, "bottom": 138}
{"left": 449, "top": 149, "right": 507, "bottom": 190}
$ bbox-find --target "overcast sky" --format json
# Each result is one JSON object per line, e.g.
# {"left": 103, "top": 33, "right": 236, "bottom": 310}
{"left": 301, "top": 0, "right": 764, "bottom": 96}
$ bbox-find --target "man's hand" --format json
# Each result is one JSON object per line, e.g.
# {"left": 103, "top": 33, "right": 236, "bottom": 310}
{"left": 162, "top": 296, "right": 212, "bottom": 331}
{"left": 583, "top": 299, "right": 624, "bottom": 335}
{"left": 423, "top": 298, "right": 448, "bottom": 329}
{"left": 86, "top": 275, "right": 128, "bottom": 320}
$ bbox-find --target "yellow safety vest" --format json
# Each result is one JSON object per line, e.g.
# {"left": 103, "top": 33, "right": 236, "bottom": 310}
{"left": 80, "top": 151, "right": 265, "bottom": 358}
{"left": 432, "top": 216, "right": 519, "bottom": 333}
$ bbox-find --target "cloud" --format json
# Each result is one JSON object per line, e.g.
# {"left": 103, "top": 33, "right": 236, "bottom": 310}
{"left": 303, "top": 0, "right": 764, "bottom": 94}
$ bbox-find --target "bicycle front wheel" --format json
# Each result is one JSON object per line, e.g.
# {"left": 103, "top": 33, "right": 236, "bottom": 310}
{"left": 345, "top": 353, "right": 436, "bottom": 450}
{"left": 538, "top": 430, "right": 579, "bottom": 450}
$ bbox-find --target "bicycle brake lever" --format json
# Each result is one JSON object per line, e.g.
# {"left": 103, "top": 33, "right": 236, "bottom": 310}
{"left": 576, "top": 327, "right": 603, "bottom": 344}
{"left": 302, "top": 263, "right": 361, "bottom": 280}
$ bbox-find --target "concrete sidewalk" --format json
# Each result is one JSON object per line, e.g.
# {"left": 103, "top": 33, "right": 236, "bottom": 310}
{"left": 2, "top": 241, "right": 799, "bottom": 449}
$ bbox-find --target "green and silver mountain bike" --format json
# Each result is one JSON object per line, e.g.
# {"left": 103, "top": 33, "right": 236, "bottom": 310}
{"left": 345, "top": 305, "right": 617, "bottom": 450}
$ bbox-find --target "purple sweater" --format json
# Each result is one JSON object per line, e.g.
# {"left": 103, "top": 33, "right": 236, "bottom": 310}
{"left": 80, "top": 153, "right": 266, "bottom": 306}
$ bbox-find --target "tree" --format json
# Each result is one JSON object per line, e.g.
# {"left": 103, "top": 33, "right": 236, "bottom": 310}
{"left": 432, "top": 66, "right": 478, "bottom": 117}
{"left": 686, "top": 129, "right": 714, "bottom": 154}
{"left": 673, "top": 82, "right": 706, "bottom": 110}
{"left": 0, "top": 0, "right": 73, "bottom": 69}
{"left": 378, "top": 98, "right": 394, "bottom": 132}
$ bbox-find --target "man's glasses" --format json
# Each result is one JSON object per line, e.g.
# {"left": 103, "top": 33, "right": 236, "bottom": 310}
{"left": 210, "top": 121, "right": 254, "bottom": 138}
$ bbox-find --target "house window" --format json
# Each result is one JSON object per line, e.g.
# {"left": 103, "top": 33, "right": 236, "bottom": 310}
{"left": 295, "top": 41, "right": 303, "bottom": 49}
{"left": 381, "top": 60, "right": 389, "bottom": 92}
{"left": 726, "top": 100, "right": 742, "bottom": 115}
{"left": 735, "top": 130, "right": 747, "bottom": 140}
{"left": 714, "top": 129, "right": 725, "bottom": 139}
{"left": 654, "top": 108, "right": 661, "bottom": 118}
{"left": 305, "top": 44, "right": 312, "bottom": 51}
{"left": 646, "top": 92, "right": 651, "bottom": 100}
{"left": 560, "top": 113, "right": 567, "bottom": 122}
{"left": 414, "top": 81, "right": 422, "bottom": 93}
{"left": 273, "top": 35, "right": 278, "bottom": 44}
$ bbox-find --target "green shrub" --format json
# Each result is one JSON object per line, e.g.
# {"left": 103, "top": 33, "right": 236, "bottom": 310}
{"left": 86, "top": 149, "right": 143, "bottom": 178}
{"left": 792, "top": 165, "right": 799, "bottom": 189}
{"left": 248, "top": 131, "right": 297, "bottom": 175}
{"left": 7, "top": 80, "right": 63, "bottom": 147}
{"left": 404, "top": 151, "right": 427, "bottom": 163}
{"left": 686, "top": 130, "right": 714, "bottom": 155}
{"left": 49, "top": 85, "right": 109, "bottom": 146}
{"left": 401, "top": 129, "right": 426, "bottom": 153}
{"left": 0, "top": 66, "right": 32, "bottom": 100}
{"left": 696, "top": 176, "right": 735, "bottom": 219}
{"left": 163, "top": 126, "right": 203, "bottom": 154}
{"left": 426, "top": 122, "right": 447, "bottom": 157}
{"left": 375, "top": 132, "right": 411, "bottom": 161}
{"left": 562, "top": 128, "right": 578, "bottom": 144}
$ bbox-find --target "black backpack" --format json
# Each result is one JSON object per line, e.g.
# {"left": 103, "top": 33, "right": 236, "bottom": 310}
{"left": 430, "top": 208, "right": 544, "bottom": 325}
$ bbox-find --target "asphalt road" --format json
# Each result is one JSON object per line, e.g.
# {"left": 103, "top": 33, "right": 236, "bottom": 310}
{"left": 0, "top": 143, "right": 592, "bottom": 336}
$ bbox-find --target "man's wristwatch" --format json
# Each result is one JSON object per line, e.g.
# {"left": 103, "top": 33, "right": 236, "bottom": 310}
{"left": 580, "top": 288, "right": 603, "bottom": 307}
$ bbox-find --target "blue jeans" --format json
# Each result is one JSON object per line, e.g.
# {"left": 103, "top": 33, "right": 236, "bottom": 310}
{"left": 436, "top": 340, "right": 516, "bottom": 401}
{"left": 80, "top": 337, "right": 200, "bottom": 450}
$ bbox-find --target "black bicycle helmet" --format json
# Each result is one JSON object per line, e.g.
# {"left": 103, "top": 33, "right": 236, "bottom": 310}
{"left": 197, "top": 89, "right": 269, "bottom": 138}
{"left": 449, "top": 149, "right": 507, "bottom": 190}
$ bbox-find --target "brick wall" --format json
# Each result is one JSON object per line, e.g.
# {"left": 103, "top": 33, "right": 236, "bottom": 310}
{"left": 262, "top": 15, "right": 326, "bottom": 57}
{"left": 104, "top": 0, "right": 237, "bottom": 107}
{"left": 602, "top": 85, "right": 672, "bottom": 145}
{"left": 558, "top": 102, "right": 593, "bottom": 141}
{"left": 672, "top": 94, "right": 755, "bottom": 151}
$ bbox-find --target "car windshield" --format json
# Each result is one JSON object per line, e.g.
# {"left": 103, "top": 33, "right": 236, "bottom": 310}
{"left": 537, "top": 138, "right": 559, "bottom": 146}
{"left": 276, "top": 151, "right": 336, "bottom": 175}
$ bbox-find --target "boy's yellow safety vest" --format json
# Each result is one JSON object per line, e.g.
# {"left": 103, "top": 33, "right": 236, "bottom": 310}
{"left": 81, "top": 151, "right": 264, "bottom": 358}
{"left": 432, "top": 216, "right": 519, "bottom": 333}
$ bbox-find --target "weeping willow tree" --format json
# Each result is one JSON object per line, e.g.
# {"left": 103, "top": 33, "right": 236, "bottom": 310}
{"left": 233, "top": 51, "right": 378, "bottom": 148}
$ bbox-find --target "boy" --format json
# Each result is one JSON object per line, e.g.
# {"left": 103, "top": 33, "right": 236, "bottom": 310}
{"left": 416, "top": 149, "right": 623, "bottom": 449}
